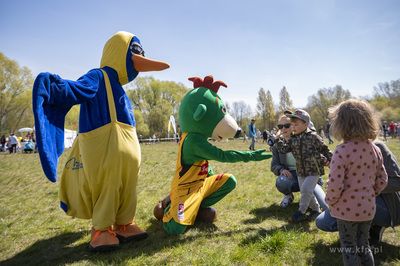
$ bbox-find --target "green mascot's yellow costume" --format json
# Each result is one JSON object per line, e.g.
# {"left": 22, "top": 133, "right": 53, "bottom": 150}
{"left": 154, "top": 75, "right": 272, "bottom": 235}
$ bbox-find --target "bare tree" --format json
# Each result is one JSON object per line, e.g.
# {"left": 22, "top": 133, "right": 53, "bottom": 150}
{"left": 231, "top": 100, "right": 252, "bottom": 126}
{"left": 373, "top": 79, "right": 400, "bottom": 107}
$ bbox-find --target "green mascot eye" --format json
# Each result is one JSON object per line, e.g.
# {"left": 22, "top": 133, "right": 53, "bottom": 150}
{"left": 221, "top": 105, "right": 227, "bottom": 115}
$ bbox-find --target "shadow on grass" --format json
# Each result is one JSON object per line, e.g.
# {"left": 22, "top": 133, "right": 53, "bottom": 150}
{"left": 0, "top": 219, "right": 231, "bottom": 266}
{"left": 0, "top": 231, "right": 90, "bottom": 266}
{"left": 239, "top": 221, "right": 314, "bottom": 245}
{"left": 242, "top": 202, "right": 299, "bottom": 224}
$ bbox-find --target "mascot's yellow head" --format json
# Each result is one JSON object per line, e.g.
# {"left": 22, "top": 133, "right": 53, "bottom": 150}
{"left": 100, "top": 31, "right": 169, "bottom": 85}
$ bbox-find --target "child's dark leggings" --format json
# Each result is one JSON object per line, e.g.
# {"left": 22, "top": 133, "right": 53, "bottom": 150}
{"left": 337, "top": 219, "right": 374, "bottom": 266}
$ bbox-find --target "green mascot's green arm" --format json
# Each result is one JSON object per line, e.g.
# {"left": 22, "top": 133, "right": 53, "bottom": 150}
{"left": 182, "top": 133, "right": 272, "bottom": 165}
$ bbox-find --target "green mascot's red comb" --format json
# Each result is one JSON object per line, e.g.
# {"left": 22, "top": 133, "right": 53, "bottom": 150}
{"left": 188, "top": 75, "right": 227, "bottom": 93}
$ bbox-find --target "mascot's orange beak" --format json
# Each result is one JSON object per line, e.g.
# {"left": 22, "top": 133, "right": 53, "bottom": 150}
{"left": 132, "top": 54, "right": 170, "bottom": 72}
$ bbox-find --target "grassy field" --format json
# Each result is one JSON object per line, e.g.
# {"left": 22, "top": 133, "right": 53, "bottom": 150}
{"left": 0, "top": 138, "right": 399, "bottom": 265}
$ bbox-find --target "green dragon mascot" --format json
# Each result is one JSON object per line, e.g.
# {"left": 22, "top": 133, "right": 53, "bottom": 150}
{"left": 154, "top": 75, "right": 272, "bottom": 235}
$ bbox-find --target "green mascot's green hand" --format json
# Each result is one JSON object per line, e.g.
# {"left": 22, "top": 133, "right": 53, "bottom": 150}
{"left": 251, "top": 149, "right": 273, "bottom": 161}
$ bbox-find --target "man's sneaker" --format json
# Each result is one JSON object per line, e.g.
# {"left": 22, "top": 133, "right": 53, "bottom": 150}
{"left": 289, "top": 210, "right": 307, "bottom": 223}
{"left": 307, "top": 210, "right": 321, "bottom": 220}
{"left": 280, "top": 193, "right": 294, "bottom": 208}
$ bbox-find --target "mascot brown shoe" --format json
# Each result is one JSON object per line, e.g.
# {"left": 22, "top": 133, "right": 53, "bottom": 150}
{"left": 89, "top": 227, "right": 121, "bottom": 252}
{"left": 154, "top": 195, "right": 171, "bottom": 221}
{"left": 196, "top": 207, "right": 218, "bottom": 223}
{"left": 113, "top": 222, "right": 149, "bottom": 243}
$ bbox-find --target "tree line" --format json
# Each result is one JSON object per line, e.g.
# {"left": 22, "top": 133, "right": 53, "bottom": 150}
{"left": 232, "top": 82, "right": 400, "bottom": 136}
{"left": 1, "top": 52, "right": 399, "bottom": 139}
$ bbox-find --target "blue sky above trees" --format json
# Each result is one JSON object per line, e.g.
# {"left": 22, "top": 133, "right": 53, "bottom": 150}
{"left": 1, "top": 0, "right": 399, "bottom": 109}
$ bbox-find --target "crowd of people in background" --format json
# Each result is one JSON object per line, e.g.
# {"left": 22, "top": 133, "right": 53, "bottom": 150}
{"left": 0, "top": 132, "right": 36, "bottom": 154}
{"left": 245, "top": 117, "right": 400, "bottom": 148}
{"left": 382, "top": 120, "right": 400, "bottom": 142}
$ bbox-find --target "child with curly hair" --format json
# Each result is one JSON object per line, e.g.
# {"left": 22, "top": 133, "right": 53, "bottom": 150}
{"left": 325, "top": 99, "right": 388, "bottom": 266}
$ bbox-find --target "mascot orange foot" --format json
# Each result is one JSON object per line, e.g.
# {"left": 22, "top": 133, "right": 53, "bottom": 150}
{"left": 89, "top": 222, "right": 149, "bottom": 251}
{"left": 89, "top": 228, "right": 120, "bottom": 252}
{"left": 113, "top": 222, "right": 149, "bottom": 243}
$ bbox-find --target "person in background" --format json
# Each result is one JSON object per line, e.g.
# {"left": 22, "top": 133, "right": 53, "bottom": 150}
{"left": 256, "top": 129, "right": 261, "bottom": 142}
{"left": 271, "top": 115, "right": 328, "bottom": 210}
{"left": 8, "top": 133, "right": 19, "bottom": 154}
{"left": 389, "top": 121, "right": 396, "bottom": 139}
{"left": 398, "top": 123, "right": 400, "bottom": 140}
{"left": 382, "top": 121, "right": 388, "bottom": 142}
{"left": 270, "top": 127, "right": 276, "bottom": 137}
{"left": 319, "top": 126, "right": 324, "bottom": 139}
{"left": 326, "top": 119, "right": 334, "bottom": 144}
{"left": 276, "top": 109, "right": 333, "bottom": 223}
{"left": 248, "top": 119, "right": 256, "bottom": 150}
{"left": 324, "top": 99, "right": 387, "bottom": 266}
{"left": 31, "top": 131, "right": 36, "bottom": 142}
{"left": 262, "top": 130, "right": 269, "bottom": 144}
{"left": 24, "top": 140, "right": 34, "bottom": 153}
{"left": 0, "top": 135, "right": 6, "bottom": 152}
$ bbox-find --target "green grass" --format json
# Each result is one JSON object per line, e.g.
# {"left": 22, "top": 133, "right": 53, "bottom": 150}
{"left": 1, "top": 138, "right": 399, "bottom": 265}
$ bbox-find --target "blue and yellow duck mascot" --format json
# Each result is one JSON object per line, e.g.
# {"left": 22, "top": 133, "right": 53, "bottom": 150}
{"left": 153, "top": 75, "right": 272, "bottom": 235}
{"left": 33, "top": 31, "right": 169, "bottom": 251}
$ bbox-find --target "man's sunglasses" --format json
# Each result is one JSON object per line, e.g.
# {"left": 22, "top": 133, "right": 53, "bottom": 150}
{"left": 277, "top": 123, "right": 292, "bottom": 129}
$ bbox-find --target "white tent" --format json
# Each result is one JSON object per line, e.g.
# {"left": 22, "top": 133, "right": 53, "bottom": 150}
{"left": 64, "top": 128, "right": 77, "bottom": 148}
{"left": 17, "top": 127, "right": 34, "bottom": 132}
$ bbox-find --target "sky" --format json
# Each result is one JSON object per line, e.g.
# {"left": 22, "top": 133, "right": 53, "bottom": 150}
{"left": 1, "top": 0, "right": 399, "bottom": 110}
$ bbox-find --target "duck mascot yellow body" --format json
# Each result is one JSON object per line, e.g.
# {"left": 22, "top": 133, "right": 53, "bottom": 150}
{"left": 33, "top": 31, "right": 169, "bottom": 251}
{"left": 154, "top": 75, "right": 272, "bottom": 235}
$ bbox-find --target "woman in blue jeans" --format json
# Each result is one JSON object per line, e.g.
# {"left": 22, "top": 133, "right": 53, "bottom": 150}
{"left": 271, "top": 115, "right": 328, "bottom": 211}
{"left": 316, "top": 141, "right": 400, "bottom": 244}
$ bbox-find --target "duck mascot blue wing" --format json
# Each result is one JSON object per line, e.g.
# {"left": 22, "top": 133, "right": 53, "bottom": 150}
{"left": 32, "top": 31, "right": 169, "bottom": 251}
{"left": 153, "top": 75, "right": 272, "bottom": 235}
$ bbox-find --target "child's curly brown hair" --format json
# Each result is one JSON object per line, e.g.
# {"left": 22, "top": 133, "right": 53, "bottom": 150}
{"left": 328, "top": 99, "right": 380, "bottom": 141}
